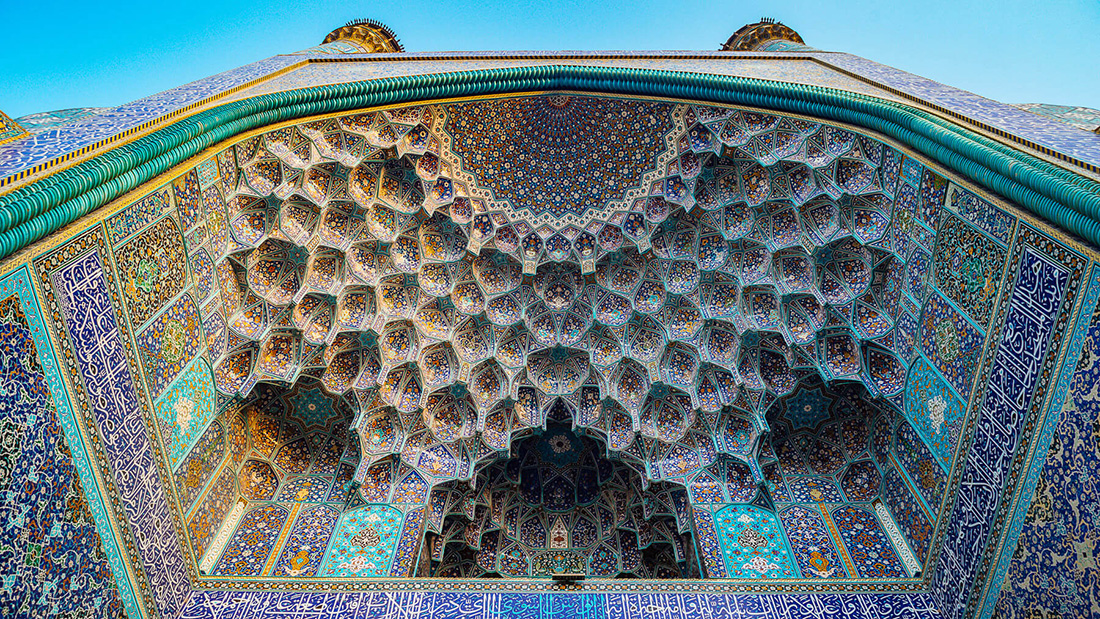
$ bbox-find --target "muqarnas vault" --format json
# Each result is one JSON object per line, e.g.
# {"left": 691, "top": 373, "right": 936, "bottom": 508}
{"left": 1, "top": 17, "right": 1099, "bottom": 619}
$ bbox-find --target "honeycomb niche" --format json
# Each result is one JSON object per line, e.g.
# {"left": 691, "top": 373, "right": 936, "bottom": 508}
{"left": 182, "top": 94, "right": 955, "bottom": 581}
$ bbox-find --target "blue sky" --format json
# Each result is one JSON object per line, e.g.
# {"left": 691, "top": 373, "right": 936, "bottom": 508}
{"left": 1, "top": 0, "right": 1097, "bottom": 118}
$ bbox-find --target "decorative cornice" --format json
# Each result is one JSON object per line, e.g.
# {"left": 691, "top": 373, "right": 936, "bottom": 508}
{"left": 0, "top": 110, "right": 28, "bottom": 147}
{"left": 1, "top": 65, "right": 1098, "bottom": 260}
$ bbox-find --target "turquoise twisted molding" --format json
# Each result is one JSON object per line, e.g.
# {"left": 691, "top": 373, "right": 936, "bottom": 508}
{"left": 1, "top": 65, "right": 1100, "bottom": 260}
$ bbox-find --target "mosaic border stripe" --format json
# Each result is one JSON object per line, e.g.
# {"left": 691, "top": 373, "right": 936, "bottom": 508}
{"left": 0, "top": 265, "right": 142, "bottom": 618}
{"left": 929, "top": 224, "right": 1088, "bottom": 619}
{"left": 179, "top": 590, "right": 941, "bottom": 619}
{"left": 0, "top": 65, "right": 1097, "bottom": 263}
{"left": 975, "top": 261, "right": 1100, "bottom": 619}
{"left": 33, "top": 228, "right": 194, "bottom": 619}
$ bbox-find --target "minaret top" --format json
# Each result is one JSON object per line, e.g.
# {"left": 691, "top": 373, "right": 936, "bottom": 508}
{"left": 321, "top": 19, "right": 404, "bottom": 53}
{"left": 721, "top": 18, "right": 807, "bottom": 51}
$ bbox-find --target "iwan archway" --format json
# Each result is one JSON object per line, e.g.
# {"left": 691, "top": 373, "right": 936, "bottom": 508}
{"left": 2, "top": 18, "right": 1099, "bottom": 619}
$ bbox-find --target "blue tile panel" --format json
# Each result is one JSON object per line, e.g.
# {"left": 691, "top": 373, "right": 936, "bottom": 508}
{"left": 805, "top": 52, "right": 1100, "bottom": 171}
{"left": 13, "top": 108, "right": 107, "bottom": 135}
{"left": 0, "top": 56, "right": 299, "bottom": 178}
{"left": 34, "top": 231, "right": 193, "bottom": 619}
{"left": 991, "top": 264, "right": 1100, "bottom": 619}
{"left": 1015, "top": 103, "right": 1100, "bottom": 132}
{"left": 180, "top": 591, "right": 940, "bottom": 619}
{"left": 929, "top": 226, "right": 1088, "bottom": 619}
{"left": 0, "top": 267, "right": 128, "bottom": 618}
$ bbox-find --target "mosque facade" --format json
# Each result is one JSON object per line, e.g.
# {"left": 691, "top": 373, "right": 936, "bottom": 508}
{"left": 0, "top": 19, "right": 1098, "bottom": 619}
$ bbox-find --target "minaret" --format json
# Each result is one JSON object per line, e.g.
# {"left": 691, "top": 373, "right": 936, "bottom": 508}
{"left": 720, "top": 18, "right": 811, "bottom": 51}
{"left": 298, "top": 18, "right": 404, "bottom": 54}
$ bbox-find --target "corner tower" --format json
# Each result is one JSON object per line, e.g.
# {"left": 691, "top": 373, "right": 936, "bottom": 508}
{"left": 301, "top": 18, "right": 405, "bottom": 54}
{"left": 720, "top": 18, "right": 812, "bottom": 51}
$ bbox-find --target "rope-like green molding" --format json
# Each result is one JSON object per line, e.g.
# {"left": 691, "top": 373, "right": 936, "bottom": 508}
{"left": 2, "top": 65, "right": 1099, "bottom": 259}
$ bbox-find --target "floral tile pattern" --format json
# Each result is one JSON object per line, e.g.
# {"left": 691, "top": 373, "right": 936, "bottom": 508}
{"left": 1, "top": 31, "right": 1098, "bottom": 617}
{"left": 0, "top": 277, "right": 125, "bottom": 618}
{"left": 995, "top": 298, "right": 1100, "bottom": 618}
{"left": 318, "top": 504, "right": 404, "bottom": 577}
{"left": 713, "top": 505, "right": 798, "bottom": 578}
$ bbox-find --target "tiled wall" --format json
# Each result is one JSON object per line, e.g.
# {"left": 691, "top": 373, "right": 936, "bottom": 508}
{"left": 32, "top": 228, "right": 194, "bottom": 618}
{"left": 0, "top": 268, "right": 128, "bottom": 618}
{"left": 930, "top": 235, "right": 1097, "bottom": 619}
{"left": 181, "top": 591, "right": 941, "bottom": 619}
{"left": 0, "top": 93, "right": 1097, "bottom": 619}
{"left": 993, "top": 299, "right": 1100, "bottom": 617}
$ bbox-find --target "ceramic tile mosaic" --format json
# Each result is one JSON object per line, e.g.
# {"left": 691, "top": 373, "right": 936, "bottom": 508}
{"left": 188, "top": 464, "right": 235, "bottom": 559}
{"left": 778, "top": 505, "right": 850, "bottom": 578}
{"left": 0, "top": 56, "right": 300, "bottom": 177}
{"left": 212, "top": 504, "right": 289, "bottom": 576}
{"left": 2, "top": 30, "right": 1100, "bottom": 618}
{"left": 806, "top": 52, "right": 1100, "bottom": 170}
{"left": 175, "top": 419, "right": 225, "bottom": 510}
{"left": 113, "top": 215, "right": 190, "bottom": 330}
{"left": 180, "top": 590, "right": 941, "bottom": 619}
{"left": 712, "top": 505, "right": 797, "bottom": 578}
{"left": 12, "top": 107, "right": 105, "bottom": 135}
{"left": 1015, "top": 103, "right": 1100, "bottom": 133}
{"left": 0, "top": 269, "right": 126, "bottom": 618}
{"left": 445, "top": 96, "right": 674, "bottom": 223}
{"left": 318, "top": 504, "right": 404, "bottom": 577}
{"left": 930, "top": 227, "right": 1088, "bottom": 619}
{"left": 831, "top": 505, "right": 907, "bottom": 578}
{"left": 154, "top": 358, "right": 218, "bottom": 471}
{"left": 942, "top": 184, "right": 1014, "bottom": 247}
{"left": 917, "top": 291, "right": 984, "bottom": 403}
{"left": 272, "top": 504, "right": 340, "bottom": 577}
{"left": 168, "top": 380, "right": 365, "bottom": 581}
{"left": 34, "top": 231, "right": 193, "bottom": 618}
{"left": 882, "top": 465, "right": 934, "bottom": 564}
{"left": 903, "top": 357, "right": 966, "bottom": 471}
{"left": 988, "top": 264, "right": 1100, "bottom": 619}
{"left": 895, "top": 417, "right": 947, "bottom": 512}
{"left": 135, "top": 293, "right": 203, "bottom": 396}
{"left": 105, "top": 186, "right": 172, "bottom": 245}
{"left": 931, "top": 213, "right": 1009, "bottom": 329}
{"left": 758, "top": 380, "right": 935, "bottom": 579}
